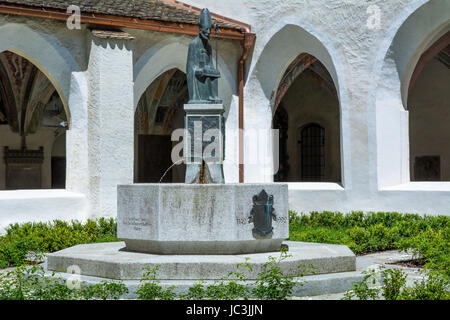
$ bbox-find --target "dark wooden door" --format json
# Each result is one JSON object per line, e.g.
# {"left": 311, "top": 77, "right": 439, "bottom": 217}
{"left": 51, "top": 156, "right": 66, "bottom": 189}
{"left": 138, "top": 135, "right": 172, "bottom": 183}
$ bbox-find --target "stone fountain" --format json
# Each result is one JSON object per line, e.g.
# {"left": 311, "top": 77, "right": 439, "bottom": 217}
{"left": 46, "top": 9, "right": 355, "bottom": 290}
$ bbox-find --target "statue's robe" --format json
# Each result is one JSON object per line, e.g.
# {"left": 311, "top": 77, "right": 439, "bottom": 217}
{"left": 185, "top": 34, "right": 225, "bottom": 184}
{"left": 186, "top": 36, "right": 221, "bottom": 103}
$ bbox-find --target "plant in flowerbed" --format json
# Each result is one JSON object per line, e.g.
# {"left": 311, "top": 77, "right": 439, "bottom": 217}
{"left": 0, "top": 251, "right": 309, "bottom": 300}
{"left": 135, "top": 250, "right": 311, "bottom": 300}
{"left": 289, "top": 210, "right": 449, "bottom": 277}
{"left": 0, "top": 265, "right": 127, "bottom": 300}
{"left": 343, "top": 266, "right": 449, "bottom": 300}
{"left": 0, "top": 218, "right": 120, "bottom": 269}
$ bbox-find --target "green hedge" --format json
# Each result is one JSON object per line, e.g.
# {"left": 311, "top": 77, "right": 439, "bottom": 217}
{"left": 1, "top": 211, "right": 449, "bottom": 277}
{"left": 289, "top": 211, "right": 449, "bottom": 276}
{"left": 0, "top": 218, "right": 119, "bottom": 268}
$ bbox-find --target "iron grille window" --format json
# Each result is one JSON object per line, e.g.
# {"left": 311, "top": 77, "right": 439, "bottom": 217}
{"left": 300, "top": 123, "right": 325, "bottom": 181}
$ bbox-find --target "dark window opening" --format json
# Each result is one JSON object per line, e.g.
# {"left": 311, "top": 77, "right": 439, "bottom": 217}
{"left": 300, "top": 123, "right": 325, "bottom": 181}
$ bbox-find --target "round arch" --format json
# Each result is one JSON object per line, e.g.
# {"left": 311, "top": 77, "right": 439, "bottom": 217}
{"left": 0, "top": 23, "right": 86, "bottom": 129}
{"left": 134, "top": 37, "right": 236, "bottom": 119}
{"left": 0, "top": 22, "right": 88, "bottom": 194}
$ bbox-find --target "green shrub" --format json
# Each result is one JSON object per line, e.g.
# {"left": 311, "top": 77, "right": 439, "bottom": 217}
{"left": 343, "top": 268, "right": 380, "bottom": 300}
{"left": 180, "top": 280, "right": 251, "bottom": 300}
{"left": 381, "top": 268, "right": 407, "bottom": 300}
{"left": 348, "top": 226, "right": 371, "bottom": 253}
{"left": 398, "top": 228, "right": 450, "bottom": 277}
{"left": 309, "top": 211, "right": 344, "bottom": 228}
{"left": 141, "top": 252, "right": 306, "bottom": 300}
{"left": 251, "top": 251, "right": 306, "bottom": 300}
{"left": 343, "top": 267, "right": 449, "bottom": 300}
{"left": 288, "top": 210, "right": 301, "bottom": 225}
{"left": 0, "top": 265, "right": 127, "bottom": 300}
{"left": 136, "top": 266, "right": 177, "bottom": 300}
{"left": 344, "top": 211, "right": 365, "bottom": 227}
{"left": 400, "top": 271, "right": 450, "bottom": 300}
{"left": 0, "top": 218, "right": 120, "bottom": 268}
{"left": 289, "top": 211, "right": 450, "bottom": 274}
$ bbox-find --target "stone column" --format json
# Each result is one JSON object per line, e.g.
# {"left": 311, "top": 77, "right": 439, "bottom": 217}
{"left": 86, "top": 30, "right": 135, "bottom": 217}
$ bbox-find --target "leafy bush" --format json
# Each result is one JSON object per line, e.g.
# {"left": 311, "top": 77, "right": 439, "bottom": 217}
{"left": 0, "top": 218, "right": 119, "bottom": 268}
{"left": 289, "top": 211, "right": 449, "bottom": 275}
{"left": 179, "top": 279, "right": 250, "bottom": 300}
{"left": 139, "top": 252, "right": 307, "bottom": 300}
{"left": 343, "top": 267, "right": 449, "bottom": 300}
{"left": 400, "top": 271, "right": 450, "bottom": 300}
{"left": 0, "top": 265, "right": 127, "bottom": 300}
{"left": 251, "top": 251, "right": 306, "bottom": 300}
{"left": 381, "top": 268, "right": 407, "bottom": 300}
{"left": 135, "top": 266, "right": 177, "bottom": 300}
{"left": 179, "top": 261, "right": 252, "bottom": 300}
{"left": 398, "top": 228, "right": 450, "bottom": 277}
{"left": 343, "top": 268, "right": 380, "bottom": 300}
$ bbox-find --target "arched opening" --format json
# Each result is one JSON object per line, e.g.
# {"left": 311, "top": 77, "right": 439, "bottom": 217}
{"left": 134, "top": 68, "right": 188, "bottom": 183}
{"left": 408, "top": 32, "right": 450, "bottom": 181}
{"left": 0, "top": 51, "right": 67, "bottom": 190}
{"left": 373, "top": 0, "right": 450, "bottom": 188}
{"left": 273, "top": 54, "right": 341, "bottom": 183}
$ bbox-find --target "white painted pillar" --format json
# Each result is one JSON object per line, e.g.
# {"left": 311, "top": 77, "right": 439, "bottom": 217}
{"left": 86, "top": 30, "right": 135, "bottom": 218}
{"left": 243, "top": 79, "right": 275, "bottom": 183}
{"left": 66, "top": 72, "right": 89, "bottom": 196}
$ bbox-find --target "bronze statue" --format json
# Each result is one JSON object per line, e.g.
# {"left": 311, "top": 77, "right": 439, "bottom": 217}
{"left": 184, "top": 8, "right": 225, "bottom": 184}
{"left": 186, "top": 8, "right": 222, "bottom": 104}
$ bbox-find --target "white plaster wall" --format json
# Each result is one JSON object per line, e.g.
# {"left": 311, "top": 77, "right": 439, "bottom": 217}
{"left": 86, "top": 35, "right": 135, "bottom": 218}
{"left": 0, "top": 190, "right": 88, "bottom": 234}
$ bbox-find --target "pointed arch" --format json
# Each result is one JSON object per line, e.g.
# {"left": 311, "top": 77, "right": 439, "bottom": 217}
{"left": 245, "top": 20, "right": 348, "bottom": 185}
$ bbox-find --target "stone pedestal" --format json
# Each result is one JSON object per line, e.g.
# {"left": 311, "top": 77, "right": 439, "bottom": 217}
{"left": 117, "top": 183, "right": 289, "bottom": 255}
{"left": 184, "top": 103, "right": 224, "bottom": 184}
{"left": 46, "top": 241, "right": 356, "bottom": 280}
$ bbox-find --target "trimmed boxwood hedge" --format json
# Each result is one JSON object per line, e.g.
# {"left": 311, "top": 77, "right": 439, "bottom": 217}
{"left": 0, "top": 211, "right": 448, "bottom": 278}
{"left": 0, "top": 218, "right": 119, "bottom": 268}
{"left": 289, "top": 211, "right": 449, "bottom": 277}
